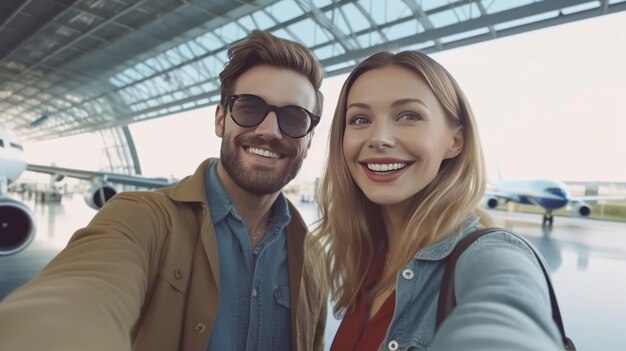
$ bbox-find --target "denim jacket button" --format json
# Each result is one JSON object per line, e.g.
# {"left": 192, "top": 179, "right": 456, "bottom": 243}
{"left": 388, "top": 340, "right": 399, "bottom": 350}
{"left": 402, "top": 268, "right": 415, "bottom": 280}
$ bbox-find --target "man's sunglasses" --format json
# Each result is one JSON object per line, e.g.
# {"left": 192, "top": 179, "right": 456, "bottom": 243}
{"left": 226, "top": 94, "right": 320, "bottom": 138}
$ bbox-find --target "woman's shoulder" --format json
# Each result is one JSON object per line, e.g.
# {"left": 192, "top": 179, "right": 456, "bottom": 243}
{"left": 460, "top": 227, "right": 538, "bottom": 259}
{"left": 454, "top": 227, "right": 547, "bottom": 286}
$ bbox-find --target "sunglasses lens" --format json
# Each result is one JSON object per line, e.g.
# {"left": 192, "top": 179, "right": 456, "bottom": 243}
{"left": 230, "top": 95, "right": 315, "bottom": 138}
{"left": 279, "top": 106, "right": 311, "bottom": 138}
{"left": 231, "top": 96, "right": 266, "bottom": 127}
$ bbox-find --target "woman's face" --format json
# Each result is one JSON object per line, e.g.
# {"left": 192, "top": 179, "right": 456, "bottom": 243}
{"left": 342, "top": 65, "right": 463, "bottom": 209}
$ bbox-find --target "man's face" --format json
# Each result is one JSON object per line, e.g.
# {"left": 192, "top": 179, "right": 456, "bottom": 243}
{"left": 215, "top": 64, "right": 317, "bottom": 195}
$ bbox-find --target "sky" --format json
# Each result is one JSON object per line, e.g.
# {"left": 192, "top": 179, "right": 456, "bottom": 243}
{"left": 25, "top": 10, "right": 626, "bottom": 185}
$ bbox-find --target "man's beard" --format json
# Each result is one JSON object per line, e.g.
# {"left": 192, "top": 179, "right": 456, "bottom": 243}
{"left": 220, "top": 134, "right": 304, "bottom": 195}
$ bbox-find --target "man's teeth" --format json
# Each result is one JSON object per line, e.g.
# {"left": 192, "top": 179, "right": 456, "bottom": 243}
{"left": 247, "top": 147, "right": 280, "bottom": 159}
{"left": 366, "top": 163, "right": 407, "bottom": 172}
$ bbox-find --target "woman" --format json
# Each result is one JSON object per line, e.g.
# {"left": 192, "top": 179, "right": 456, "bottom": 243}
{"left": 311, "top": 51, "right": 564, "bottom": 350}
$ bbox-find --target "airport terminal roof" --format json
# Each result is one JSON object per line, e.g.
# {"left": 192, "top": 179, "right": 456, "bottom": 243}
{"left": 1, "top": 0, "right": 625, "bottom": 141}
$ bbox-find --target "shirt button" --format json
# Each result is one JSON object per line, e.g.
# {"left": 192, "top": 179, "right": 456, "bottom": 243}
{"left": 174, "top": 269, "right": 183, "bottom": 280}
{"left": 388, "top": 340, "right": 399, "bottom": 350}
{"left": 194, "top": 322, "right": 206, "bottom": 334}
{"left": 402, "top": 268, "right": 415, "bottom": 280}
{"left": 252, "top": 288, "right": 258, "bottom": 297}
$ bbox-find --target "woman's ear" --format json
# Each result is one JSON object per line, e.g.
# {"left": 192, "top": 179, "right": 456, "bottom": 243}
{"left": 444, "top": 126, "right": 464, "bottom": 159}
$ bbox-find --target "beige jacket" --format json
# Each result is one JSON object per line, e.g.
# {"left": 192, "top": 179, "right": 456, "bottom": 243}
{"left": 0, "top": 159, "right": 326, "bottom": 351}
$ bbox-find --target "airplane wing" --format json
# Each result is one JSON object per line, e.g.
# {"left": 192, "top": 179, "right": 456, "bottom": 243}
{"left": 485, "top": 191, "right": 564, "bottom": 203}
{"left": 26, "top": 164, "right": 177, "bottom": 188}
{"left": 2, "top": 163, "right": 178, "bottom": 255}
{"left": 571, "top": 195, "right": 626, "bottom": 202}
{"left": 486, "top": 192, "right": 523, "bottom": 203}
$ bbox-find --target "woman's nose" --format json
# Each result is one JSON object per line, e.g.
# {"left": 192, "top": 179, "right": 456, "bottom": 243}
{"left": 368, "top": 122, "right": 395, "bottom": 149}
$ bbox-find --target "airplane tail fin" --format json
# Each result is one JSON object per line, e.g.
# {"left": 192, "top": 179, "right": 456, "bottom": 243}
{"left": 496, "top": 162, "right": 504, "bottom": 183}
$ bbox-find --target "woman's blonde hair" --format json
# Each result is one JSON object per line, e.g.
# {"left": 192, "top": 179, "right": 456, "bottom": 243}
{"left": 311, "top": 51, "right": 491, "bottom": 315}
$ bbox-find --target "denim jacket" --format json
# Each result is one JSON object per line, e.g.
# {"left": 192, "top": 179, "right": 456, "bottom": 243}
{"left": 379, "top": 215, "right": 564, "bottom": 351}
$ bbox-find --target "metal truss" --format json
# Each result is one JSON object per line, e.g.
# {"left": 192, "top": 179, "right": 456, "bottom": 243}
{"left": 0, "top": 0, "right": 623, "bottom": 141}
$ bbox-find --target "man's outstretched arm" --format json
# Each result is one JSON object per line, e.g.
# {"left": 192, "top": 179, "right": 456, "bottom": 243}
{"left": 0, "top": 193, "right": 166, "bottom": 351}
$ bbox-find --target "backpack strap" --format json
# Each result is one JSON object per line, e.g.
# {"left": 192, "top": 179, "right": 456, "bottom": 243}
{"left": 435, "top": 227, "right": 576, "bottom": 350}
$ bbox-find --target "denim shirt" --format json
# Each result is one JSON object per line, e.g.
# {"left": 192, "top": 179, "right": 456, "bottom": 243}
{"left": 378, "top": 216, "right": 563, "bottom": 351}
{"left": 205, "top": 162, "right": 291, "bottom": 351}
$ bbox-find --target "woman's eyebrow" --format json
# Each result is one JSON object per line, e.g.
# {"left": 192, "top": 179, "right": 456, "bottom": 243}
{"left": 391, "top": 98, "right": 428, "bottom": 108}
{"left": 346, "top": 102, "right": 370, "bottom": 110}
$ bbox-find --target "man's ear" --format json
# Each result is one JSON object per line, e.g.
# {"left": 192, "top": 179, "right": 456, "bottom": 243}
{"left": 215, "top": 103, "right": 225, "bottom": 138}
{"left": 444, "top": 126, "right": 464, "bottom": 159}
{"left": 303, "top": 130, "right": 315, "bottom": 158}
{"left": 306, "top": 130, "right": 314, "bottom": 149}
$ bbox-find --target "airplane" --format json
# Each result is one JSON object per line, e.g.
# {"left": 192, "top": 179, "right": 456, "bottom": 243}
{"left": 481, "top": 178, "right": 626, "bottom": 226}
{"left": 0, "top": 123, "right": 176, "bottom": 256}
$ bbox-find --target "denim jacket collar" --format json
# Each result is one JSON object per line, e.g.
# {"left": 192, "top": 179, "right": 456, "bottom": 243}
{"left": 412, "top": 215, "right": 482, "bottom": 261}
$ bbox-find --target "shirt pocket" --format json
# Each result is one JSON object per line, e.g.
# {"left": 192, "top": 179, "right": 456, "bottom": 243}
{"left": 271, "top": 284, "right": 291, "bottom": 351}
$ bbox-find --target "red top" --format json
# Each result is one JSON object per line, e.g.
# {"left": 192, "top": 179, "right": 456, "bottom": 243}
{"left": 330, "top": 249, "right": 396, "bottom": 351}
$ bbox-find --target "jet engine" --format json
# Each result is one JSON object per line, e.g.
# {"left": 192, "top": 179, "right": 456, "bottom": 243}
{"left": 0, "top": 198, "right": 36, "bottom": 256}
{"left": 84, "top": 183, "right": 117, "bottom": 210}
{"left": 481, "top": 196, "right": 499, "bottom": 209}
{"left": 569, "top": 201, "right": 591, "bottom": 217}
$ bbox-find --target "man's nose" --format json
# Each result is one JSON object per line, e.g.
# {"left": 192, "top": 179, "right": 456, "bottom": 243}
{"left": 254, "top": 111, "right": 282, "bottom": 139}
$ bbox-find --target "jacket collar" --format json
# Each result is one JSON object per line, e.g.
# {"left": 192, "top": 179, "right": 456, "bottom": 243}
{"left": 168, "top": 158, "right": 215, "bottom": 205}
{"left": 166, "top": 157, "right": 308, "bottom": 267}
{"left": 413, "top": 215, "right": 482, "bottom": 261}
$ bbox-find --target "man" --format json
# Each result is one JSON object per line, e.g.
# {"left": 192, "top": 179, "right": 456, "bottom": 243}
{"left": 0, "top": 30, "right": 327, "bottom": 351}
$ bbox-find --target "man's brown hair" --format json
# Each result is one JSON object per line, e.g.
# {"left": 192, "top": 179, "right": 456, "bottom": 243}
{"left": 219, "top": 30, "right": 324, "bottom": 115}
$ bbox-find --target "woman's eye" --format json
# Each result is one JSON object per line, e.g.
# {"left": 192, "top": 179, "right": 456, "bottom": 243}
{"left": 398, "top": 113, "right": 421, "bottom": 122}
{"left": 349, "top": 116, "right": 370, "bottom": 125}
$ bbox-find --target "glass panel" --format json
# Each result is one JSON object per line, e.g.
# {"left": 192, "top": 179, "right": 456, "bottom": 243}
{"left": 440, "top": 27, "right": 490, "bottom": 44}
{"left": 359, "top": 0, "right": 411, "bottom": 25}
{"left": 195, "top": 32, "right": 224, "bottom": 51}
{"left": 481, "top": 0, "right": 535, "bottom": 15}
{"left": 357, "top": 31, "right": 383, "bottom": 47}
{"left": 384, "top": 19, "right": 422, "bottom": 41}
{"left": 325, "top": 60, "right": 355, "bottom": 73}
{"left": 215, "top": 50, "right": 228, "bottom": 64}
{"left": 266, "top": 0, "right": 304, "bottom": 22}
{"left": 324, "top": 7, "right": 349, "bottom": 34}
{"left": 385, "top": 0, "right": 412, "bottom": 21}
{"left": 214, "top": 22, "right": 247, "bottom": 44}
{"left": 200, "top": 81, "right": 217, "bottom": 92}
{"left": 494, "top": 11, "right": 559, "bottom": 31}
{"left": 452, "top": 3, "right": 482, "bottom": 21}
{"left": 153, "top": 53, "right": 173, "bottom": 70}
{"left": 271, "top": 28, "right": 296, "bottom": 42}
{"left": 251, "top": 10, "right": 277, "bottom": 30}
{"left": 314, "top": 44, "right": 334, "bottom": 60}
{"left": 312, "top": 0, "right": 333, "bottom": 7}
{"left": 429, "top": 8, "right": 460, "bottom": 28}
{"left": 421, "top": 0, "right": 451, "bottom": 11}
{"left": 341, "top": 3, "right": 371, "bottom": 32}
{"left": 561, "top": 1, "right": 600, "bottom": 15}
{"left": 237, "top": 15, "right": 257, "bottom": 31}
{"left": 402, "top": 40, "right": 435, "bottom": 51}
{"left": 287, "top": 19, "right": 320, "bottom": 47}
